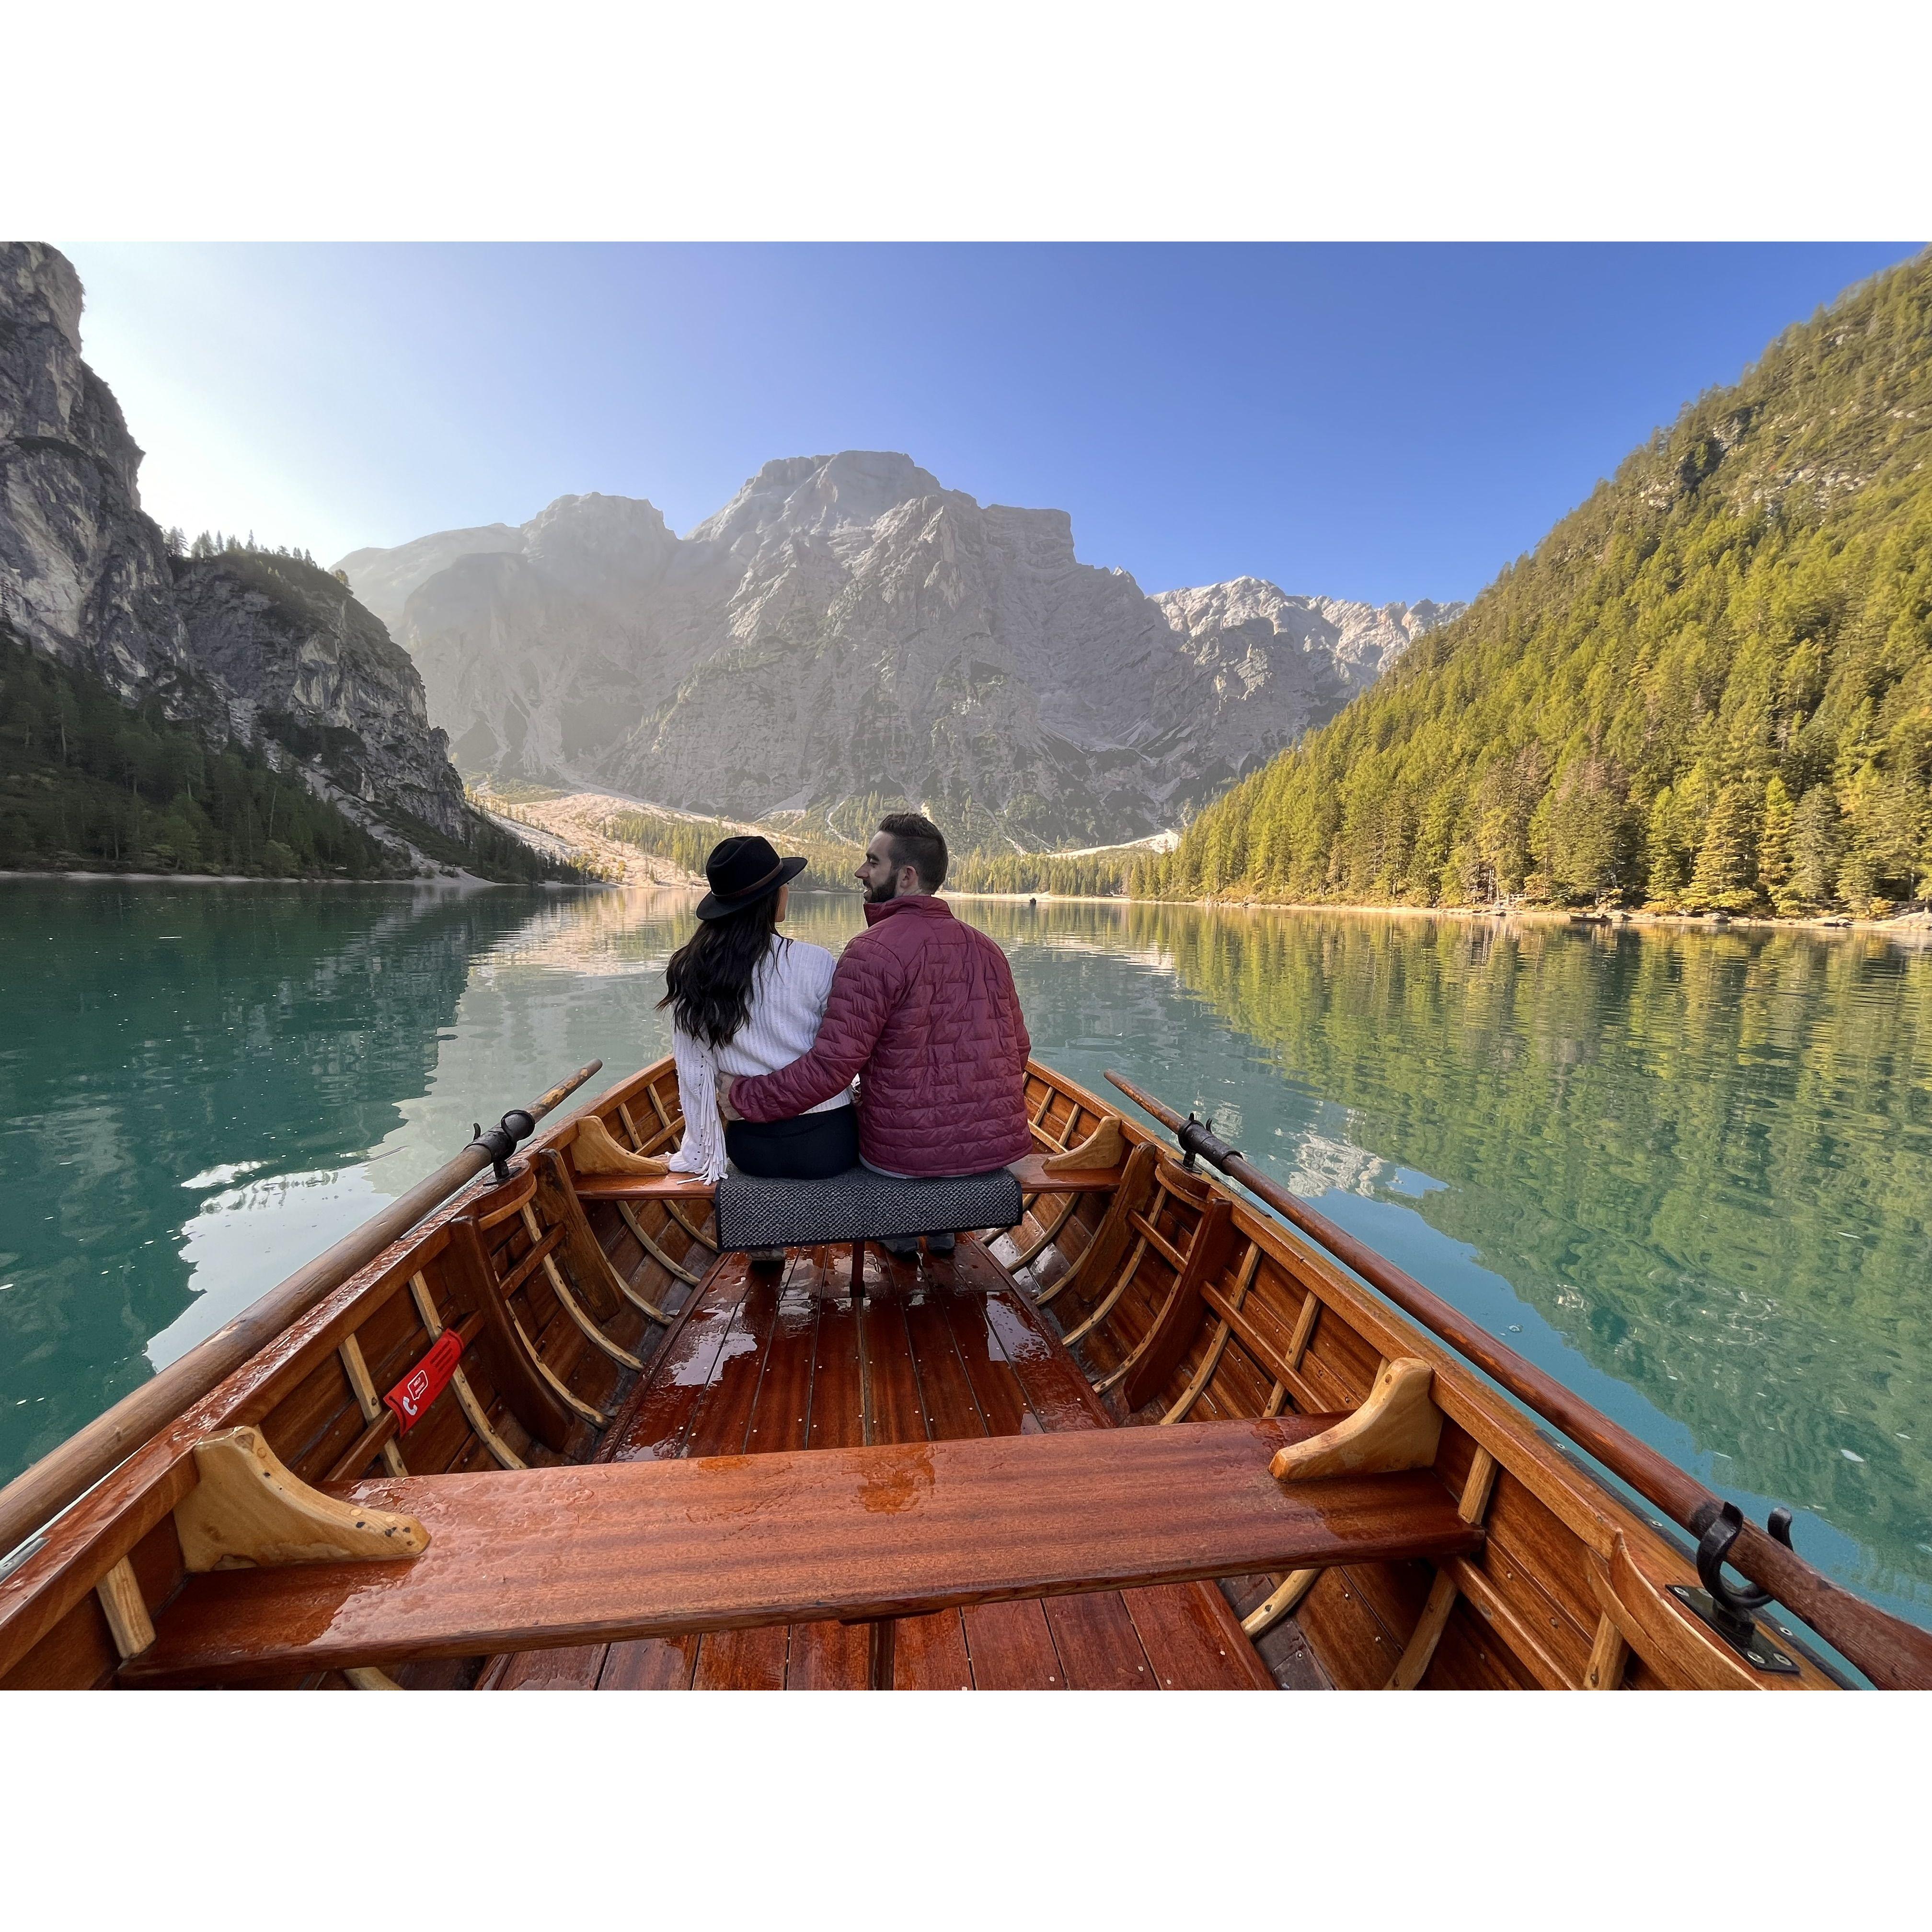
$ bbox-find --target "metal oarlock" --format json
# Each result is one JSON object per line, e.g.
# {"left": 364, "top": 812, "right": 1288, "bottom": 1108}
{"left": 1667, "top": 1500, "right": 1801, "bottom": 1675}
{"left": 468, "top": 1107, "right": 538, "bottom": 1184}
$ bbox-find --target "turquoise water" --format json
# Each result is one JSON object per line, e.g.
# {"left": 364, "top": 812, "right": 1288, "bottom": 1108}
{"left": 2, "top": 882, "right": 1927, "bottom": 1632}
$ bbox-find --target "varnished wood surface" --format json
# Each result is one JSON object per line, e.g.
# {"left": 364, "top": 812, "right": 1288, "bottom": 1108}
{"left": 126, "top": 1412, "right": 1477, "bottom": 1681}
{"left": 10, "top": 1051, "right": 1868, "bottom": 1693}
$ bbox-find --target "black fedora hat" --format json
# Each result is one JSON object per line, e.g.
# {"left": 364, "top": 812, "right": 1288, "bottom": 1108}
{"left": 695, "top": 834, "right": 808, "bottom": 920}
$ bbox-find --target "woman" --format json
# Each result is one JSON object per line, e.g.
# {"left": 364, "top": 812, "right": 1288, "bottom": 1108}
{"left": 661, "top": 834, "right": 857, "bottom": 1185}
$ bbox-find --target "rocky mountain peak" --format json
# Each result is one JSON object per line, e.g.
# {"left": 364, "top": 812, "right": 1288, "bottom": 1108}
{"left": 339, "top": 451, "right": 1456, "bottom": 848}
{"left": 688, "top": 450, "right": 947, "bottom": 552}
{"left": 0, "top": 243, "right": 529, "bottom": 876}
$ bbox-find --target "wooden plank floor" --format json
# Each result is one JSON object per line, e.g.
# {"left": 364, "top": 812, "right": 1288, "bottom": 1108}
{"left": 489, "top": 1239, "right": 1274, "bottom": 1691}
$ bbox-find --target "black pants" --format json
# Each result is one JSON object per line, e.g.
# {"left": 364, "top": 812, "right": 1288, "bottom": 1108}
{"left": 725, "top": 1105, "right": 860, "bottom": 1180}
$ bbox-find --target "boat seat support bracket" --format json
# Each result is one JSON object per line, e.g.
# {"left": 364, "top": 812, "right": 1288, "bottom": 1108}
{"left": 172, "top": 1427, "right": 431, "bottom": 1574}
{"left": 1268, "top": 1357, "right": 1443, "bottom": 1484}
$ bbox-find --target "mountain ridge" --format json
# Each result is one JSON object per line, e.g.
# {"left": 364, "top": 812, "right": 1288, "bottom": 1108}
{"left": 340, "top": 454, "right": 1457, "bottom": 850}
{"left": 0, "top": 242, "right": 569, "bottom": 882}
{"left": 1139, "top": 248, "right": 1932, "bottom": 915}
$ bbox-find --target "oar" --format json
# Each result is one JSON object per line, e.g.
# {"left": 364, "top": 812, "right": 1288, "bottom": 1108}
{"left": 1105, "top": 1069, "right": 1932, "bottom": 1691}
{"left": 0, "top": 1060, "right": 604, "bottom": 1565}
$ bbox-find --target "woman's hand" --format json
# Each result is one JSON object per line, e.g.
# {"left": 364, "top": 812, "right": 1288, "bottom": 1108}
{"left": 715, "top": 1073, "right": 743, "bottom": 1122}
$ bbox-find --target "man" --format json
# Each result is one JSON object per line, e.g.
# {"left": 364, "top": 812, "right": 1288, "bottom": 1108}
{"left": 717, "top": 811, "right": 1032, "bottom": 1258}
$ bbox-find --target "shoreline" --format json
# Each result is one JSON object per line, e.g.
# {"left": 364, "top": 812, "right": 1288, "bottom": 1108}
{"left": 0, "top": 869, "right": 610, "bottom": 890}
{"left": 941, "top": 889, "right": 1932, "bottom": 935}
{"left": 7, "top": 871, "right": 1924, "bottom": 937}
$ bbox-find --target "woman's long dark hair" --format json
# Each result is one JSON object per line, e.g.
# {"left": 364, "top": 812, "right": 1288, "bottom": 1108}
{"left": 658, "top": 890, "right": 785, "bottom": 1049}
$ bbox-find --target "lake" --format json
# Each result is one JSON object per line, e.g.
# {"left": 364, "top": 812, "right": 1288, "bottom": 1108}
{"left": 2, "top": 880, "right": 1927, "bottom": 1635}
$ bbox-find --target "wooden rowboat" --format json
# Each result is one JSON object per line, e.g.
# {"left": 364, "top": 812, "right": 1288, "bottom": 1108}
{"left": 1, "top": 1054, "right": 1922, "bottom": 1691}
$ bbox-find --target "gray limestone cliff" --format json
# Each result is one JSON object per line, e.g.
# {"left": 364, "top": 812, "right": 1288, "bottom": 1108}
{"left": 346, "top": 451, "right": 1460, "bottom": 847}
{"left": 0, "top": 243, "right": 491, "bottom": 869}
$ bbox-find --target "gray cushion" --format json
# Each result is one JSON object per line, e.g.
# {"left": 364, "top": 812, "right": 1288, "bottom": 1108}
{"left": 713, "top": 1167, "right": 1024, "bottom": 1252}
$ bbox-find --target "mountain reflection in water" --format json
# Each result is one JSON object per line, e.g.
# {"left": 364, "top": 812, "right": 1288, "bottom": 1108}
{"left": 1, "top": 883, "right": 1925, "bottom": 1626}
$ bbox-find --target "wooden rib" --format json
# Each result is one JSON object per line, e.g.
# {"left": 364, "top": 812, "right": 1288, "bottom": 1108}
{"left": 1447, "top": 1553, "right": 1574, "bottom": 1690}
{"left": 1387, "top": 1572, "right": 1460, "bottom": 1690}
{"left": 1384, "top": 1447, "right": 1501, "bottom": 1690}
{"left": 510, "top": 1308, "right": 611, "bottom": 1428}
{"left": 1161, "top": 1243, "right": 1261, "bottom": 1424}
{"left": 498, "top": 1224, "right": 565, "bottom": 1299}
{"left": 1029, "top": 1102, "right": 1084, "bottom": 1153}
{"left": 618, "top": 1102, "right": 647, "bottom": 1150}
{"left": 344, "top": 1666, "right": 403, "bottom": 1690}
{"left": 446, "top": 1219, "right": 576, "bottom": 1453}
{"left": 1241, "top": 1567, "right": 1318, "bottom": 1638}
{"left": 1203, "top": 1279, "right": 1327, "bottom": 1414}
{"left": 1458, "top": 1447, "right": 1498, "bottom": 1526}
{"left": 1109, "top": 1196, "right": 1238, "bottom": 1403}
{"left": 338, "top": 1334, "right": 408, "bottom": 1478}
{"left": 1032, "top": 1241, "right": 1094, "bottom": 1308}
{"left": 1285, "top": 1287, "right": 1322, "bottom": 1371}
{"left": 522, "top": 1206, "right": 647, "bottom": 1370}
{"left": 327, "top": 1410, "right": 400, "bottom": 1485}
{"left": 1583, "top": 1612, "right": 1631, "bottom": 1690}
{"left": 1009, "top": 1192, "right": 1080, "bottom": 1270}
{"left": 638, "top": 1085, "right": 683, "bottom": 1158}
{"left": 1061, "top": 1236, "right": 1146, "bottom": 1346}
{"left": 95, "top": 1556, "right": 155, "bottom": 1659}
{"left": 1029, "top": 1087, "right": 1056, "bottom": 1128}
{"left": 1127, "top": 1210, "right": 1188, "bottom": 1274}
{"left": 662, "top": 1198, "right": 717, "bottom": 1252}
{"left": 616, "top": 1199, "right": 702, "bottom": 1294}
{"left": 409, "top": 1275, "right": 525, "bottom": 1470}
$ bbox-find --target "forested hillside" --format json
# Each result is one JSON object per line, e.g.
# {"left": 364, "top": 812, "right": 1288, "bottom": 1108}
{"left": 1140, "top": 251, "right": 1932, "bottom": 915}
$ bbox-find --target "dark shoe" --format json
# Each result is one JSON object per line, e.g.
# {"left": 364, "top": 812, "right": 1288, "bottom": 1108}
{"left": 748, "top": 1247, "right": 786, "bottom": 1275}
{"left": 880, "top": 1236, "right": 920, "bottom": 1260}
{"left": 925, "top": 1232, "right": 956, "bottom": 1256}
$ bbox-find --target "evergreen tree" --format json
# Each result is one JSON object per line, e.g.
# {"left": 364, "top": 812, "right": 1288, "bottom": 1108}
{"left": 1138, "top": 249, "right": 1932, "bottom": 919}
{"left": 1790, "top": 786, "right": 1843, "bottom": 904}
{"left": 1686, "top": 782, "right": 1760, "bottom": 911}
{"left": 1759, "top": 774, "right": 1800, "bottom": 913}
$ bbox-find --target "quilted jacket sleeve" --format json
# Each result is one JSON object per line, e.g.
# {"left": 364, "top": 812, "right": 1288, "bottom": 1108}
{"left": 731, "top": 941, "right": 901, "bottom": 1121}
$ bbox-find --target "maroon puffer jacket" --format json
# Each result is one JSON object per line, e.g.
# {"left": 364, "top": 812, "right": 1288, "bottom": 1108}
{"left": 730, "top": 895, "right": 1033, "bottom": 1176}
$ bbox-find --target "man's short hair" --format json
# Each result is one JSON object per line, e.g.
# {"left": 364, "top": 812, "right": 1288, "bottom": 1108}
{"left": 878, "top": 811, "right": 948, "bottom": 891}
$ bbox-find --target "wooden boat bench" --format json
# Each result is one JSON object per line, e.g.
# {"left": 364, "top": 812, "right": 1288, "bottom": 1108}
{"left": 572, "top": 1153, "right": 1121, "bottom": 1299}
{"left": 117, "top": 1414, "right": 1482, "bottom": 1685}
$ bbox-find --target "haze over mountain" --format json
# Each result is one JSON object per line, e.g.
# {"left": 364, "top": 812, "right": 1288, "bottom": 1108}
{"left": 0, "top": 243, "right": 566, "bottom": 882}
{"left": 339, "top": 452, "right": 1456, "bottom": 849}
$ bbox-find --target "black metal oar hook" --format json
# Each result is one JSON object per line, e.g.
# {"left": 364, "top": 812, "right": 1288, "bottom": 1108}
{"left": 1693, "top": 1500, "right": 1795, "bottom": 1618}
{"left": 469, "top": 1107, "right": 538, "bottom": 1184}
{"left": 1177, "top": 1111, "right": 1242, "bottom": 1173}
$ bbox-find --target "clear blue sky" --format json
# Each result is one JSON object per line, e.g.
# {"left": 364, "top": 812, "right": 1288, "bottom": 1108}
{"left": 65, "top": 242, "right": 1923, "bottom": 607}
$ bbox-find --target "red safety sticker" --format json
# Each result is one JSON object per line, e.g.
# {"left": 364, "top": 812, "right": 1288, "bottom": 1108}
{"left": 383, "top": 1329, "right": 464, "bottom": 1434}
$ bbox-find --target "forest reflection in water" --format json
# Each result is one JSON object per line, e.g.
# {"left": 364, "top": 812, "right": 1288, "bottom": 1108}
{"left": 1, "top": 881, "right": 1926, "bottom": 1624}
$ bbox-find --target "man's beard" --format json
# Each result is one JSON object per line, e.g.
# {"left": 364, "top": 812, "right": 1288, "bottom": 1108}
{"left": 863, "top": 874, "right": 898, "bottom": 905}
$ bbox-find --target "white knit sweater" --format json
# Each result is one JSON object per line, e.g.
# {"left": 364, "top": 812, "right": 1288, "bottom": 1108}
{"left": 666, "top": 935, "right": 851, "bottom": 1183}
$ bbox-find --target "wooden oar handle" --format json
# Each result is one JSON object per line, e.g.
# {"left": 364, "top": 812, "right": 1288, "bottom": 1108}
{"left": 1104, "top": 1068, "right": 1932, "bottom": 1690}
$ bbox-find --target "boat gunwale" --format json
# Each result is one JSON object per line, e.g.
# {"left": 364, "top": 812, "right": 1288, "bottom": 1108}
{"left": 0, "top": 1054, "right": 1856, "bottom": 1689}
{"left": 0, "top": 1061, "right": 679, "bottom": 1682}
{"left": 1012, "top": 1064, "right": 1842, "bottom": 1690}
